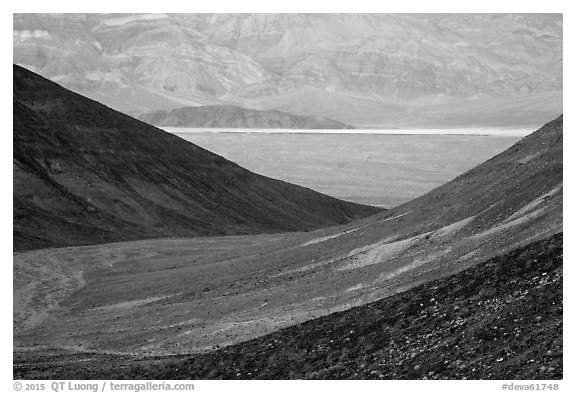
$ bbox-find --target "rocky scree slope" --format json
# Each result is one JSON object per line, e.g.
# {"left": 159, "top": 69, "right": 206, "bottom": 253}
{"left": 13, "top": 233, "right": 562, "bottom": 379}
{"left": 145, "top": 233, "right": 564, "bottom": 380}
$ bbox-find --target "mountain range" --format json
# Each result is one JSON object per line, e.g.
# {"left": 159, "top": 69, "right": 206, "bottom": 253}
{"left": 13, "top": 13, "right": 562, "bottom": 128}
{"left": 136, "top": 104, "right": 352, "bottom": 129}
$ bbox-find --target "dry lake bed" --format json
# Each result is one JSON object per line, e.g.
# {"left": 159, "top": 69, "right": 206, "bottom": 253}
{"left": 170, "top": 129, "right": 524, "bottom": 208}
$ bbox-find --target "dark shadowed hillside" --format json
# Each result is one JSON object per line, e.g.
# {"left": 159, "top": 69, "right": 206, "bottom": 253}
{"left": 136, "top": 105, "right": 353, "bottom": 129}
{"left": 13, "top": 65, "right": 379, "bottom": 252}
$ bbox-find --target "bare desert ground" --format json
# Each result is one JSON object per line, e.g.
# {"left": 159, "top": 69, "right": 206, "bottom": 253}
{"left": 172, "top": 131, "right": 521, "bottom": 208}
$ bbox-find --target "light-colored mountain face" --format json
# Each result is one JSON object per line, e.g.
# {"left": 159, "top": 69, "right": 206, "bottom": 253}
{"left": 13, "top": 13, "right": 563, "bottom": 128}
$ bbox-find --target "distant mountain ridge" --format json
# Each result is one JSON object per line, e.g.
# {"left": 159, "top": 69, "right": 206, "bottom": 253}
{"left": 135, "top": 105, "right": 353, "bottom": 129}
{"left": 13, "top": 65, "right": 379, "bottom": 252}
{"left": 13, "top": 13, "right": 562, "bottom": 128}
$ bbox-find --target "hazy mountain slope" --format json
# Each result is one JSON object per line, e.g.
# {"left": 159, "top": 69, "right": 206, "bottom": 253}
{"left": 13, "top": 13, "right": 562, "bottom": 128}
{"left": 13, "top": 116, "right": 562, "bottom": 364}
{"left": 253, "top": 88, "right": 563, "bottom": 128}
{"left": 208, "top": 13, "right": 561, "bottom": 97}
{"left": 12, "top": 14, "right": 271, "bottom": 111}
{"left": 16, "top": 233, "right": 560, "bottom": 379}
{"left": 13, "top": 65, "right": 380, "bottom": 252}
{"left": 135, "top": 105, "right": 352, "bottom": 129}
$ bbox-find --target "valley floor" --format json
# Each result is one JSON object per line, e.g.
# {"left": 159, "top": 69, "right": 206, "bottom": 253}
{"left": 14, "top": 233, "right": 562, "bottom": 380}
{"left": 172, "top": 132, "right": 520, "bottom": 207}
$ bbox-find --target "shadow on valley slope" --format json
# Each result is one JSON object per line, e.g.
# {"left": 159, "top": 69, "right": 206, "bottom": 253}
{"left": 13, "top": 65, "right": 379, "bottom": 252}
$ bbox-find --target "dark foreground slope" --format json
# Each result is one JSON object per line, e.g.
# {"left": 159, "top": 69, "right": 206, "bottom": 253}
{"left": 168, "top": 234, "right": 562, "bottom": 380}
{"left": 13, "top": 65, "right": 379, "bottom": 252}
{"left": 136, "top": 105, "right": 353, "bottom": 129}
{"left": 14, "top": 233, "right": 562, "bottom": 379}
